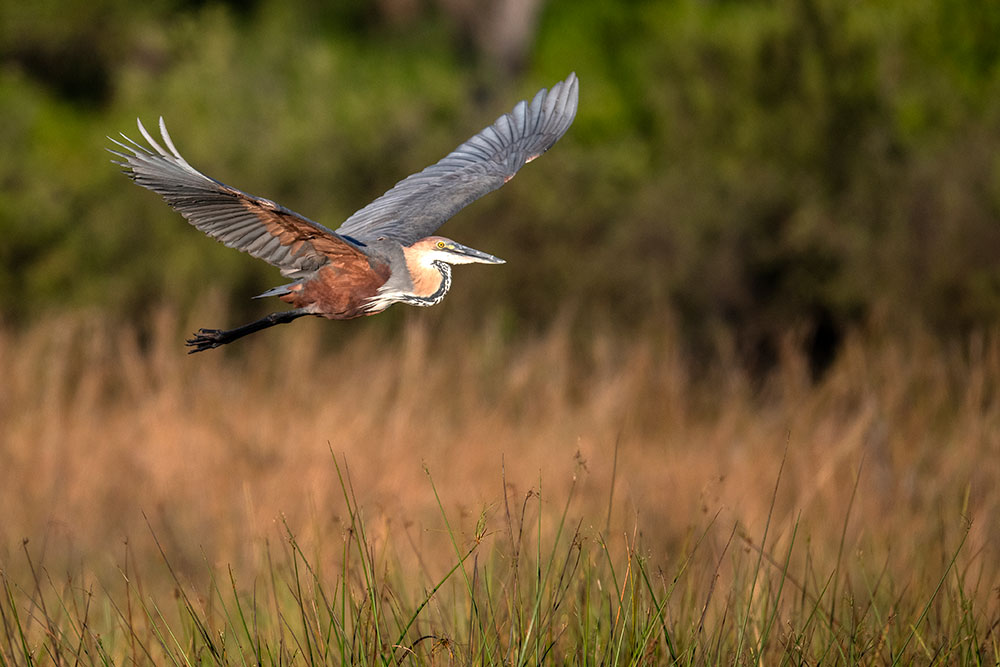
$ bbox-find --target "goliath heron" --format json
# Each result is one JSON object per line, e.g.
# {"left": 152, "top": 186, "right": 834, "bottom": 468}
{"left": 110, "top": 73, "right": 578, "bottom": 353}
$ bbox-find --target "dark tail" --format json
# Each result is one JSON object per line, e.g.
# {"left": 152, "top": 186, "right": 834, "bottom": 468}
{"left": 186, "top": 308, "right": 311, "bottom": 353}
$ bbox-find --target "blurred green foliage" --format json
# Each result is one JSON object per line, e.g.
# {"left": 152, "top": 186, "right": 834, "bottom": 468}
{"left": 2, "top": 0, "right": 1000, "bottom": 365}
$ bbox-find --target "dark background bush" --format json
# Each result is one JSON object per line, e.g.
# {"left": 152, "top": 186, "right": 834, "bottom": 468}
{"left": 3, "top": 0, "right": 999, "bottom": 371}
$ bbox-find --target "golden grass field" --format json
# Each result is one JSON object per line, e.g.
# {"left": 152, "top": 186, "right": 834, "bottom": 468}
{"left": 1, "top": 304, "right": 998, "bottom": 662}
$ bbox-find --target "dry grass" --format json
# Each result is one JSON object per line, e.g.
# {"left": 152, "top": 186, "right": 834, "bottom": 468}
{"left": 1, "top": 304, "right": 998, "bottom": 662}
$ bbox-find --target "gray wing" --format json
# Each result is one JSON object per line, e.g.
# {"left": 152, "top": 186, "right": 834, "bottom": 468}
{"left": 110, "top": 118, "right": 365, "bottom": 278}
{"left": 335, "top": 72, "right": 579, "bottom": 246}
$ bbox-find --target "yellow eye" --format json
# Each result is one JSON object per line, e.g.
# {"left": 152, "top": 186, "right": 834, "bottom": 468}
{"left": 436, "top": 240, "right": 446, "bottom": 249}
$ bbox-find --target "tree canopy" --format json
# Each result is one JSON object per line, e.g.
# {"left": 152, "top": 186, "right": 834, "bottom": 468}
{"left": 2, "top": 0, "right": 1000, "bottom": 365}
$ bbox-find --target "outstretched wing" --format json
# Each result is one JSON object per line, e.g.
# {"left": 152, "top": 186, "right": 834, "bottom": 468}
{"left": 110, "top": 118, "right": 364, "bottom": 278}
{"left": 335, "top": 72, "right": 579, "bottom": 246}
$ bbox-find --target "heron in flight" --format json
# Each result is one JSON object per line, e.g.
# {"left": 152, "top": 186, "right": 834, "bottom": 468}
{"left": 111, "top": 73, "right": 579, "bottom": 353}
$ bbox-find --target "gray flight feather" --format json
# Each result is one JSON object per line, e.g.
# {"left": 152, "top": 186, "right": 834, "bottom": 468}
{"left": 334, "top": 72, "right": 579, "bottom": 246}
{"left": 109, "top": 118, "right": 351, "bottom": 278}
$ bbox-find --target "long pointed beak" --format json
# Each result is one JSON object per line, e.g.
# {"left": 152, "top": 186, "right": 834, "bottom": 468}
{"left": 451, "top": 243, "right": 506, "bottom": 264}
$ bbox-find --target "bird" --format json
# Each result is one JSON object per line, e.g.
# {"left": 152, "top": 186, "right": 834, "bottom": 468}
{"left": 110, "top": 73, "right": 579, "bottom": 353}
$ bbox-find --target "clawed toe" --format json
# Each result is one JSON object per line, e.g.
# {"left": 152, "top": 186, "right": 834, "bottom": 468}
{"left": 186, "top": 328, "right": 227, "bottom": 354}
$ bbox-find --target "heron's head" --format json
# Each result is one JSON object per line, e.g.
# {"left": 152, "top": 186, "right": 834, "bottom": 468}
{"left": 408, "top": 236, "right": 506, "bottom": 266}
{"left": 367, "top": 235, "right": 505, "bottom": 312}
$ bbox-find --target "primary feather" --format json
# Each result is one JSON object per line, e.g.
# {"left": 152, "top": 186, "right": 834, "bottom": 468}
{"left": 109, "top": 118, "right": 363, "bottom": 279}
{"left": 335, "top": 72, "right": 579, "bottom": 245}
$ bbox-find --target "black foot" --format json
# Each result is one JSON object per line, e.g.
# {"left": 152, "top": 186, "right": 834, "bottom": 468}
{"left": 186, "top": 328, "right": 230, "bottom": 354}
{"left": 184, "top": 310, "right": 310, "bottom": 353}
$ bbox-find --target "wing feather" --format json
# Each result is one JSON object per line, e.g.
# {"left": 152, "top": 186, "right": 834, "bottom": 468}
{"left": 110, "top": 118, "right": 364, "bottom": 277}
{"left": 335, "top": 73, "right": 579, "bottom": 245}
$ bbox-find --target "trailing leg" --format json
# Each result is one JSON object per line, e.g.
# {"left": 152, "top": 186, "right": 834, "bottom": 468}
{"left": 186, "top": 308, "right": 311, "bottom": 353}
